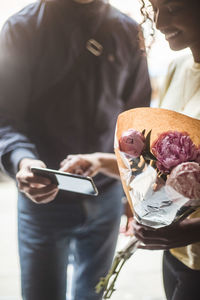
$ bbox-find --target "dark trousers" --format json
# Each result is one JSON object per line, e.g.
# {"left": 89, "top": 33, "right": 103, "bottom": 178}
{"left": 163, "top": 250, "right": 200, "bottom": 300}
{"left": 18, "top": 181, "right": 123, "bottom": 300}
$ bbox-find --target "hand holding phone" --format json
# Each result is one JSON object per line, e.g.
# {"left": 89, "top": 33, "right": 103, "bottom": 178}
{"left": 16, "top": 158, "right": 59, "bottom": 204}
{"left": 31, "top": 167, "right": 98, "bottom": 196}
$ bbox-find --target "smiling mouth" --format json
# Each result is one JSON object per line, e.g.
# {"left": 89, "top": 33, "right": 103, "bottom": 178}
{"left": 165, "top": 31, "right": 181, "bottom": 40}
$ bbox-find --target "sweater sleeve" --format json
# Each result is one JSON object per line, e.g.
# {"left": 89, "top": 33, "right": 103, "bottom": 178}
{"left": 0, "top": 20, "right": 38, "bottom": 178}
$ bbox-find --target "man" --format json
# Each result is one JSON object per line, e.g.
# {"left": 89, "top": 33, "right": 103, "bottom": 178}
{"left": 0, "top": 0, "right": 151, "bottom": 299}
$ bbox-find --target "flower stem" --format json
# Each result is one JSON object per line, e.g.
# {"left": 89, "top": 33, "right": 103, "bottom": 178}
{"left": 96, "top": 237, "right": 140, "bottom": 299}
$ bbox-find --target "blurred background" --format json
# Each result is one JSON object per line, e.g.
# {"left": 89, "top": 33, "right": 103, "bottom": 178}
{"left": 0, "top": 1, "right": 188, "bottom": 299}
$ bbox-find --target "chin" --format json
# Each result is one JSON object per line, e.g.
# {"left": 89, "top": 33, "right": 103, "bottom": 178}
{"left": 168, "top": 41, "right": 187, "bottom": 52}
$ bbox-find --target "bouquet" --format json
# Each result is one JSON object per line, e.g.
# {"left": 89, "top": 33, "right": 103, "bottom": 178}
{"left": 96, "top": 107, "right": 200, "bottom": 298}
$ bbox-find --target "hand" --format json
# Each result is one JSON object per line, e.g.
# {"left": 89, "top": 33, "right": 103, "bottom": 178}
{"left": 60, "top": 152, "right": 120, "bottom": 179}
{"left": 120, "top": 217, "right": 134, "bottom": 236}
{"left": 59, "top": 153, "right": 101, "bottom": 177}
{"left": 132, "top": 218, "right": 200, "bottom": 250}
{"left": 16, "top": 158, "right": 59, "bottom": 204}
{"left": 120, "top": 199, "right": 134, "bottom": 236}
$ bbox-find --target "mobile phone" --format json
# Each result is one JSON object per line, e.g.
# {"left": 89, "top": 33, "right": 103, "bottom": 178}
{"left": 31, "top": 167, "right": 98, "bottom": 196}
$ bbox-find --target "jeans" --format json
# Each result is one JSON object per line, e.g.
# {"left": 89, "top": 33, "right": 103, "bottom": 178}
{"left": 163, "top": 250, "right": 200, "bottom": 300}
{"left": 18, "top": 181, "right": 123, "bottom": 300}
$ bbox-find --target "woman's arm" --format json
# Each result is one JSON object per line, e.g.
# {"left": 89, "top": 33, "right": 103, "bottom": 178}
{"left": 132, "top": 217, "right": 200, "bottom": 250}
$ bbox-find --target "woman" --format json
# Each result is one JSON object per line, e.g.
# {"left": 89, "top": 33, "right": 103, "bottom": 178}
{"left": 62, "top": 1, "right": 200, "bottom": 299}
{"left": 132, "top": 1, "right": 200, "bottom": 300}
{"left": 62, "top": 0, "right": 200, "bottom": 297}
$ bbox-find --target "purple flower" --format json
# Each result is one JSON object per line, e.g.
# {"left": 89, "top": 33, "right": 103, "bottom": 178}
{"left": 119, "top": 129, "right": 145, "bottom": 158}
{"left": 152, "top": 131, "right": 198, "bottom": 173}
{"left": 195, "top": 147, "right": 200, "bottom": 165}
{"left": 166, "top": 162, "right": 200, "bottom": 200}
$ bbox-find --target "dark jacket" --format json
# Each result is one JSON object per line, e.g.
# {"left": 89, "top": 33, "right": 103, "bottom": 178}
{"left": 0, "top": 0, "right": 151, "bottom": 191}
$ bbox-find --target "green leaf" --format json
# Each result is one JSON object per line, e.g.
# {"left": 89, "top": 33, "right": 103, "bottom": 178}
{"left": 145, "top": 130, "right": 152, "bottom": 152}
{"left": 130, "top": 157, "right": 140, "bottom": 168}
{"left": 142, "top": 130, "right": 157, "bottom": 161}
{"left": 142, "top": 152, "right": 157, "bottom": 161}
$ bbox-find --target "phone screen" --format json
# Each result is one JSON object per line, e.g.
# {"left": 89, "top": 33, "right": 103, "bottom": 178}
{"left": 31, "top": 167, "right": 98, "bottom": 196}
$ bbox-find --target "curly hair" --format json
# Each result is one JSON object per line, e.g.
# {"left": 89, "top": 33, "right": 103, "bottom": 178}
{"left": 139, "top": 0, "right": 153, "bottom": 24}
{"left": 139, "top": 0, "right": 155, "bottom": 51}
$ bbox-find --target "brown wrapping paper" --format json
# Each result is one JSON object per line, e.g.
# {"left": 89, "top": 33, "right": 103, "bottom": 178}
{"left": 115, "top": 107, "right": 200, "bottom": 212}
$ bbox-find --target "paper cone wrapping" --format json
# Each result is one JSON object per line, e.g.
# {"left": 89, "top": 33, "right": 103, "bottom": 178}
{"left": 114, "top": 107, "right": 200, "bottom": 212}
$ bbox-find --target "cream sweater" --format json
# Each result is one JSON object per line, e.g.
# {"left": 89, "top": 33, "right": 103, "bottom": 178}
{"left": 160, "top": 53, "right": 200, "bottom": 269}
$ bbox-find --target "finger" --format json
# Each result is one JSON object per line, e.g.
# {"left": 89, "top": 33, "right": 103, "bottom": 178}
{"left": 17, "top": 180, "right": 52, "bottom": 192}
{"left": 132, "top": 220, "right": 155, "bottom": 231}
{"left": 60, "top": 155, "right": 74, "bottom": 164}
{"left": 60, "top": 159, "right": 66, "bottom": 167}
{"left": 132, "top": 221, "right": 160, "bottom": 237}
{"left": 33, "top": 175, "right": 53, "bottom": 185}
{"left": 119, "top": 224, "right": 134, "bottom": 236}
{"left": 25, "top": 184, "right": 58, "bottom": 196}
{"left": 139, "top": 241, "right": 190, "bottom": 250}
{"left": 83, "top": 166, "right": 96, "bottom": 177}
{"left": 133, "top": 229, "right": 169, "bottom": 243}
{"left": 138, "top": 244, "right": 168, "bottom": 250}
{"left": 72, "top": 167, "right": 84, "bottom": 175}
{"left": 60, "top": 156, "right": 74, "bottom": 168}
{"left": 133, "top": 225, "right": 165, "bottom": 242}
{"left": 59, "top": 159, "right": 80, "bottom": 173}
{"left": 34, "top": 189, "right": 59, "bottom": 203}
{"left": 31, "top": 189, "right": 59, "bottom": 204}
{"left": 60, "top": 166, "right": 80, "bottom": 174}
{"left": 17, "top": 181, "right": 29, "bottom": 192}
{"left": 119, "top": 226, "right": 126, "bottom": 234}
{"left": 137, "top": 237, "right": 183, "bottom": 249}
{"left": 64, "top": 162, "right": 91, "bottom": 175}
{"left": 125, "top": 221, "right": 134, "bottom": 236}
{"left": 83, "top": 169, "right": 92, "bottom": 177}
{"left": 124, "top": 228, "right": 134, "bottom": 236}
{"left": 17, "top": 173, "right": 52, "bottom": 186}
{"left": 132, "top": 223, "right": 150, "bottom": 237}
{"left": 66, "top": 155, "right": 75, "bottom": 160}
{"left": 135, "top": 229, "right": 172, "bottom": 246}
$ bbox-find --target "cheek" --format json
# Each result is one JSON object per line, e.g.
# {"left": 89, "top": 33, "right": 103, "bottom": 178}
{"left": 172, "top": 17, "right": 200, "bottom": 46}
{"left": 183, "top": 26, "right": 200, "bottom": 43}
{"left": 179, "top": 13, "right": 200, "bottom": 38}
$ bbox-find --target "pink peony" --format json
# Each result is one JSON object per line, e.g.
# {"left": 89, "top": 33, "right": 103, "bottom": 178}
{"left": 195, "top": 146, "right": 200, "bottom": 164}
{"left": 166, "top": 162, "right": 200, "bottom": 200}
{"left": 119, "top": 129, "right": 145, "bottom": 158}
{"left": 152, "top": 131, "right": 198, "bottom": 173}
